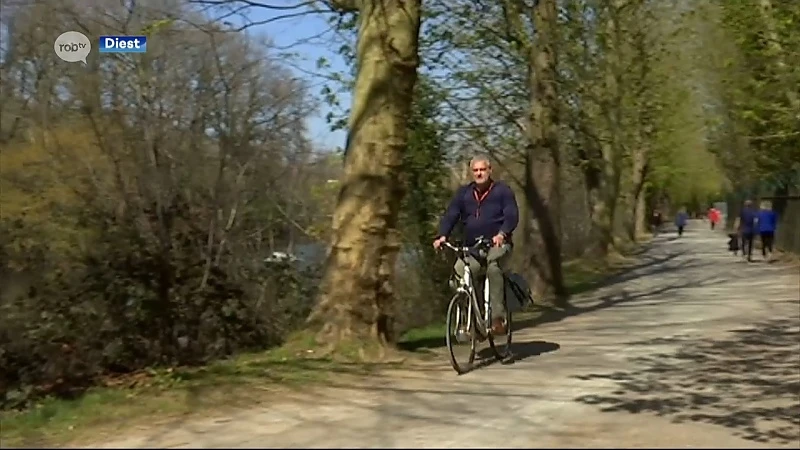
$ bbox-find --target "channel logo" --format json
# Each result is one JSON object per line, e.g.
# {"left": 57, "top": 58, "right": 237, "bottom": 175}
{"left": 54, "top": 31, "right": 92, "bottom": 64}
{"left": 98, "top": 35, "right": 147, "bottom": 53}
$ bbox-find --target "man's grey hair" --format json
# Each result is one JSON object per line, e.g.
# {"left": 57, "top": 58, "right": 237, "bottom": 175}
{"left": 469, "top": 154, "right": 492, "bottom": 168}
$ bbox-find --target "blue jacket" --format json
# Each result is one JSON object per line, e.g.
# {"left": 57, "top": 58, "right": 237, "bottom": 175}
{"left": 739, "top": 207, "right": 758, "bottom": 234}
{"left": 758, "top": 209, "right": 777, "bottom": 233}
{"left": 437, "top": 180, "right": 519, "bottom": 245}
{"left": 675, "top": 212, "right": 688, "bottom": 227}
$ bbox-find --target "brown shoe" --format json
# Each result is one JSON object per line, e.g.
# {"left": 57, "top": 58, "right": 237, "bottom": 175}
{"left": 491, "top": 318, "right": 507, "bottom": 335}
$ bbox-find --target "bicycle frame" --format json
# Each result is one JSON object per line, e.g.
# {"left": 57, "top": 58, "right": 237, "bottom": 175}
{"left": 452, "top": 252, "right": 492, "bottom": 336}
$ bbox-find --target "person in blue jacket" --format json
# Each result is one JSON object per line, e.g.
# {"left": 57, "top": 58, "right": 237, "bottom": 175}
{"left": 758, "top": 200, "right": 778, "bottom": 262}
{"left": 675, "top": 207, "right": 689, "bottom": 237}
{"left": 434, "top": 154, "right": 519, "bottom": 336}
{"left": 738, "top": 199, "right": 758, "bottom": 262}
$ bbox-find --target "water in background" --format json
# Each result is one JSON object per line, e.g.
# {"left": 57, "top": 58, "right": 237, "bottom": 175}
{"left": 275, "top": 243, "right": 423, "bottom": 271}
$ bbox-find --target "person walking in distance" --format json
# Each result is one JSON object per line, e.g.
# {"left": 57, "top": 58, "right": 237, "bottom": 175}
{"left": 675, "top": 207, "right": 689, "bottom": 237}
{"left": 707, "top": 206, "right": 721, "bottom": 230}
{"left": 758, "top": 200, "right": 778, "bottom": 262}
{"left": 737, "top": 199, "right": 758, "bottom": 262}
{"left": 650, "top": 209, "right": 664, "bottom": 236}
{"left": 433, "top": 154, "right": 519, "bottom": 336}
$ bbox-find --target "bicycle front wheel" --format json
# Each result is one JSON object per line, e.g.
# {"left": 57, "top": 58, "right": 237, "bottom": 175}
{"left": 445, "top": 291, "right": 476, "bottom": 374}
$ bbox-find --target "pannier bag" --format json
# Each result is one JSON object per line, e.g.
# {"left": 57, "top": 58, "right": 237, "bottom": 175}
{"left": 505, "top": 272, "right": 533, "bottom": 313}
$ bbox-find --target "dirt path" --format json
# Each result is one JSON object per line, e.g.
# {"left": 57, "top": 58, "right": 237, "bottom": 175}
{"left": 95, "top": 221, "right": 799, "bottom": 448}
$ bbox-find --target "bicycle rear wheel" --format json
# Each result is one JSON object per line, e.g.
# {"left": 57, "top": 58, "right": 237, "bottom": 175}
{"left": 445, "top": 292, "right": 476, "bottom": 374}
{"left": 488, "top": 298, "right": 513, "bottom": 362}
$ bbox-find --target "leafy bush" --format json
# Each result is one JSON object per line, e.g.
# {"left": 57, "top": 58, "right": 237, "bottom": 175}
{"left": 0, "top": 206, "right": 322, "bottom": 410}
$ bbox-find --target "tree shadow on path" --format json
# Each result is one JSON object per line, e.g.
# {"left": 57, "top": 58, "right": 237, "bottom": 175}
{"left": 516, "top": 251, "right": 723, "bottom": 333}
{"left": 565, "top": 247, "right": 687, "bottom": 295}
{"left": 572, "top": 318, "right": 800, "bottom": 445}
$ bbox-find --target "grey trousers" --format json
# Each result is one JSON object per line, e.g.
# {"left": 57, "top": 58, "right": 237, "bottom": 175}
{"left": 454, "top": 244, "right": 512, "bottom": 320}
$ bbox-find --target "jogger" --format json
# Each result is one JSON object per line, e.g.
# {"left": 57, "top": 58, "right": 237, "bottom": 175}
{"left": 675, "top": 207, "right": 689, "bottom": 237}
{"left": 738, "top": 199, "right": 758, "bottom": 262}
{"left": 758, "top": 200, "right": 778, "bottom": 261}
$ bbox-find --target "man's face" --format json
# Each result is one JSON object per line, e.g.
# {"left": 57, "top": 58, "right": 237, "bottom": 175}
{"left": 471, "top": 160, "right": 491, "bottom": 185}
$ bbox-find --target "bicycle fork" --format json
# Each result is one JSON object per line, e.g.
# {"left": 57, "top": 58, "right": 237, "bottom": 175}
{"left": 483, "top": 276, "right": 492, "bottom": 332}
{"left": 455, "top": 298, "right": 473, "bottom": 344}
{"left": 456, "top": 267, "right": 479, "bottom": 344}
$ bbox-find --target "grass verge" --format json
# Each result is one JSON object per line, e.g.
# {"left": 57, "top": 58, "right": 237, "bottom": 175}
{"left": 0, "top": 333, "right": 398, "bottom": 448}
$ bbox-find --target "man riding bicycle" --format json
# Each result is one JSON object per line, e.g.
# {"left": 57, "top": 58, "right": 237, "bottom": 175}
{"left": 433, "top": 154, "right": 519, "bottom": 336}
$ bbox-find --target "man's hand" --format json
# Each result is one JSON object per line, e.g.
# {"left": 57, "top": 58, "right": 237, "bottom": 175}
{"left": 492, "top": 233, "right": 505, "bottom": 247}
{"left": 433, "top": 236, "right": 447, "bottom": 250}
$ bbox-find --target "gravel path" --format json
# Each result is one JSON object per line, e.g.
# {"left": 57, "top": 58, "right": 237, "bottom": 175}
{"left": 95, "top": 221, "right": 800, "bottom": 448}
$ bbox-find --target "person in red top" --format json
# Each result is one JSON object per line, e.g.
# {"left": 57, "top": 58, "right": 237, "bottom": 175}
{"left": 707, "top": 206, "right": 721, "bottom": 230}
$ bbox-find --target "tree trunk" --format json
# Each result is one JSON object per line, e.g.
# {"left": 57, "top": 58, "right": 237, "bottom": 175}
{"left": 307, "top": 0, "right": 421, "bottom": 349}
{"left": 634, "top": 185, "right": 647, "bottom": 238}
{"left": 585, "top": 171, "right": 614, "bottom": 258}
{"left": 524, "top": 0, "right": 567, "bottom": 304}
{"left": 593, "top": 0, "right": 625, "bottom": 254}
{"left": 631, "top": 149, "right": 648, "bottom": 240}
{"left": 510, "top": 178, "right": 533, "bottom": 273}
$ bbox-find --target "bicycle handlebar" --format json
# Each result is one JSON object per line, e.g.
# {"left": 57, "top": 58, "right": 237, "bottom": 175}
{"left": 440, "top": 236, "right": 493, "bottom": 255}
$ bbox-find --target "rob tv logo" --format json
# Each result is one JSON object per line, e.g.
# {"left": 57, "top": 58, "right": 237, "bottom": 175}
{"left": 99, "top": 35, "right": 147, "bottom": 53}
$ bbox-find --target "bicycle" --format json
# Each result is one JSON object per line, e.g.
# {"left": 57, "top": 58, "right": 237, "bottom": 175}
{"left": 440, "top": 237, "right": 513, "bottom": 374}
